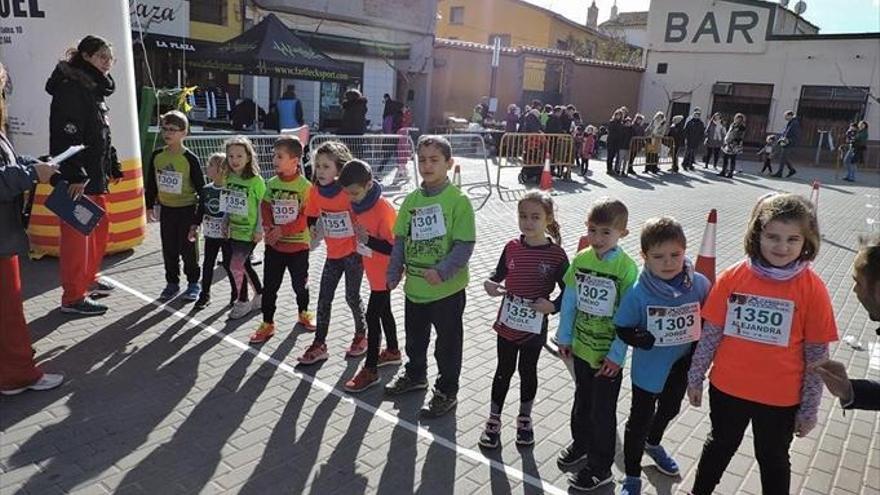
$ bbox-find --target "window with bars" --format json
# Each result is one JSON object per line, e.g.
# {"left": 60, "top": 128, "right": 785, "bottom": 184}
{"left": 449, "top": 6, "right": 464, "bottom": 25}
{"left": 191, "top": 0, "right": 226, "bottom": 25}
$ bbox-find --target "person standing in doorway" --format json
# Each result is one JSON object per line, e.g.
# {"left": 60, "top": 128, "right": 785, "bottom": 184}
{"left": 46, "top": 35, "right": 124, "bottom": 316}
{"left": 774, "top": 110, "right": 799, "bottom": 178}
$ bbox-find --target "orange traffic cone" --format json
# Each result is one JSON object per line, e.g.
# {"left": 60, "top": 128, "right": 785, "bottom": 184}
{"left": 809, "top": 180, "right": 820, "bottom": 211}
{"left": 452, "top": 164, "right": 462, "bottom": 187}
{"left": 539, "top": 151, "right": 553, "bottom": 191}
{"left": 695, "top": 209, "right": 717, "bottom": 284}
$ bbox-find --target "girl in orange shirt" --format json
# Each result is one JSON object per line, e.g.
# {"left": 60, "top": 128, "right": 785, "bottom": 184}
{"left": 686, "top": 193, "right": 837, "bottom": 495}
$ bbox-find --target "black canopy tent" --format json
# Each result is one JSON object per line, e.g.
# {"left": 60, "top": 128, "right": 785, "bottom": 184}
{"left": 190, "top": 13, "right": 359, "bottom": 82}
{"left": 189, "top": 13, "right": 360, "bottom": 128}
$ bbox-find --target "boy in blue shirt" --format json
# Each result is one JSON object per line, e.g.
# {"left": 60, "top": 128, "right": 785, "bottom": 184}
{"left": 605, "top": 217, "right": 711, "bottom": 495}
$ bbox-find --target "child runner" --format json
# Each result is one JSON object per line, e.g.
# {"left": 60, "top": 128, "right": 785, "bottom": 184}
{"left": 298, "top": 142, "right": 367, "bottom": 364}
{"left": 249, "top": 136, "right": 316, "bottom": 344}
{"left": 687, "top": 193, "right": 837, "bottom": 495}
{"left": 222, "top": 136, "right": 266, "bottom": 320}
{"left": 340, "top": 159, "right": 401, "bottom": 392}
{"left": 479, "top": 191, "right": 568, "bottom": 448}
{"left": 556, "top": 197, "right": 639, "bottom": 491}
{"left": 144, "top": 110, "right": 205, "bottom": 302}
{"left": 605, "top": 217, "right": 712, "bottom": 495}
{"left": 385, "top": 135, "right": 476, "bottom": 418}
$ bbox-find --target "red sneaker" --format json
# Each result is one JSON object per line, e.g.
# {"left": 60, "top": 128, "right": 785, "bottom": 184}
{"left": 343, "top": 367, "right": 379, "bottom": 393}
{"left": 346, "top": 334, "right": 368, "bottom": 357}
{"left": 377, "top": 348, "right": 402, "bottom": 367}
{"left": 297, "top": 311, "right": 316, "bottom": 332}
{"left": 249, "top": 322, "right": 275, "bottom": 344}
{"left": 297, "top": 342, "right": 329, "bottom": 365}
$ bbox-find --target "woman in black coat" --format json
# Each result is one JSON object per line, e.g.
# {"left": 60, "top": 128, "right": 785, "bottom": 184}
{"left": 46, "top": 35, "right": 123, "bottom": 316}
{"left": 339, "top": 89, "right": 368, "bottom": 135}
{"left": 605, "top": 109, "right": 625, "bottom": 175}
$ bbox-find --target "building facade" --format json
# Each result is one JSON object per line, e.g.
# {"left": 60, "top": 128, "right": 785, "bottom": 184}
{"left": 599, "top": 11, "right": 648, "bottom": 48}
{"left": 639, "top": 0, "right": 878, "bottom": 150}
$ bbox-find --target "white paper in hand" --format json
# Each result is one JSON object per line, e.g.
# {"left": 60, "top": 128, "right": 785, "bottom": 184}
{"left": 50, "top": 145, "right": 86, "bottom": 164}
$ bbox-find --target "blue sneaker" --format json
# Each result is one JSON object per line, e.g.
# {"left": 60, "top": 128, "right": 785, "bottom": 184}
{"left": 621, "top": 476, "right": 642, "bottom": 495}
{"left": 158, "top": 284, "right": 180, "bottom": 302}
{"left": 182, "top": 283, "right": 201, "bottom": 302}
{"left": 645, "top": 443, "right": 680, "bottom": 476}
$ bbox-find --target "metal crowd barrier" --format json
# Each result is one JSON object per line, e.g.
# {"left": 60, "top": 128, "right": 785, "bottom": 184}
{"left": 432, "top": 133, "right": 492, "bottom": 211}
{"left": 628, "top": 136, "right": 676, "bottom": 169}
{"left": 184, "top": 134, "right": 283, "bottom": 179}
{"left": 308, "top": 133, "right": 418, "bottom": 197}
{"left": 497, "top": 133, "right": 575, "bottom": 192}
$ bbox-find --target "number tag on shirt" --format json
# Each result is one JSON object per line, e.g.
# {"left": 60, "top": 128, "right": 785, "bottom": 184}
{"left": 322, "top": 211, "right": 354, "bottom": 238}
{"left": 356, "top": 242, "right": 373, "bottom": 258}
{"left": 157, "top": 170, "right": 183, "bottom": 194}
{"left": 203, "top": 216, "right": 225, "bottom": 239}
{"left": 272, "top": 198, "right": 299, "bottom": 225}
{"left": 647, "top": 302, "right": 701, "bottom": 346}
{"left": 498, "top": 294, "right": 543, "bottom": 334}
{"left": 410, "top": 204, "right": 446, "bottom": 241}
{"left": 575, "top": 273, "right": 617, "bottom": 317}
{"left": 723, "top": 293, "right": 794, "bottom": 347}
{"left": 221, "top": 189, "right": 248, "bottom": 216}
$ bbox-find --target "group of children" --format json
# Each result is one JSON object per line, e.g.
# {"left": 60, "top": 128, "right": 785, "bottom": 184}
{"left": 146, "top": 110, "right": 838, "bottom": 494}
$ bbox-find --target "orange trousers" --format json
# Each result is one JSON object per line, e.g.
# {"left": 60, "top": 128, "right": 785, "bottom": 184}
{"left": 60, "top": 194, "right": 110, "bottom": 306}
{"left": 0, "top": 256, "right": 42, "bottom": 391}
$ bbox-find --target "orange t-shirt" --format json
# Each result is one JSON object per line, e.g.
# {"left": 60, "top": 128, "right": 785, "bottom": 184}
{"left": 303, "top": 186, "right": 357, "bottom": 260}
{"left": 702, "top": 260, "right": 838, "bottom": 406}
{"left": 353, "top": 197, "right": 397, "bottom": 290}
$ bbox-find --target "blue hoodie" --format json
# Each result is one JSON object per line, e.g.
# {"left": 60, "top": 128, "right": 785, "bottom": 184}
{"left": 606, "top": 265, "right": 711, "bottom": 393}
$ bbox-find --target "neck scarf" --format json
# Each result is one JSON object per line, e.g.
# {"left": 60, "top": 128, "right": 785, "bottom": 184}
{"left": 641, "top": 257, "right": 695, "bottom": 299}
{"left": 317, "top": 180, "right": 342, "bottom": 198}
{"left": 351, "top": 181, "right": 383, "bottom": 214}
{"left": 748, "top": 256, "right": 809, "bottom": 281}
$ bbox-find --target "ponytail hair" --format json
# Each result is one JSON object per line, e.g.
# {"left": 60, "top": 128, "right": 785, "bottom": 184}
{"left": 518, "top": 191, "right": 561, "bottom": 245}
{"left": 65, "top": 35, "right": 111, "bottom": 64}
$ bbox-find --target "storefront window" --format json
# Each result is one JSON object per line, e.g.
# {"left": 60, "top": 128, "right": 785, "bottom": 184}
{"left": 191, "top": 0, "right": 226, "bottom": 25}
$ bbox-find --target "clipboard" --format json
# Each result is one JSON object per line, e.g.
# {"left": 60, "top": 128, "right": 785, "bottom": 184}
{"left": 45, "top": 180, "right": 105, "bottom": 235}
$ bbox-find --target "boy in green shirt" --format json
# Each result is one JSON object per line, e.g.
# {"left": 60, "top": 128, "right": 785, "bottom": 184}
{"left": 144, "top": 111, "right": 205, "bottom": 302}
{"left": 555, "top": 197, "right": 639, "bottom": 491}
{"left": 385, "top": 136, "right": 476, "bottom": 418}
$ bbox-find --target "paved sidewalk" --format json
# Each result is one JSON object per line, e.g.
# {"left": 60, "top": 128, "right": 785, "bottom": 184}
{"left": 2, "top": 160, "right": 878, "bottom": 494}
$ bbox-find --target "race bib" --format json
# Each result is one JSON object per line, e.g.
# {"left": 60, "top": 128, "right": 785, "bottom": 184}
{"left": 322, "top": 211, "right": 354, "bottom": 238}
{"left": 647, "top": 302, "right": 701, "bottom": 346}
{"left": 157, "top": 170, "right": 183, "bottom": 194}
{"left": 221, "top": 189, "right": 249, "bottom": 216}
{"left": 723, "top": 293, "right": 794, "bottom": 347}
{"left": 498, "top": 294, "right": 543, "bottom": 334}
{"left": 576, "top": 273, "right": 617, "bottom": 317}
{"left": 356, "top": 242, "right": 373, "bottom": 258}
{"left": 410, "top": 204, "right": 446, "bottom": 241}
{"left": 272, "top": 198, "right": 299, "bottom": 225}
{"left": 203, "top": 216, "right": 225, "bottom": 238}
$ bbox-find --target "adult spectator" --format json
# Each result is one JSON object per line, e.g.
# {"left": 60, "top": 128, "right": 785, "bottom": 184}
{"left": 339, "top": 89, "right": 368, "bottom": 135}
{"left": 644, "top": 111, "right": 668, "bottom": 173}
{"left": 46, "top": 35, "right": 123, "bottom": 316}
{"left": 811, "top": 235, "right": 880, "bottom": 410}
{"left": 0, "top": 61, "right": 65, "bottom": 395}
{"left": 504, "top": 104, "right": 519, "bottom": 132}
{"left": 478, "top": 96, "right": 491, "bottom": 121}
{"left": 277, "top": 84, "right": 304, "bottom": 129}
{"left": 627, "top": 113, "right": 646, "bottom": 174}
{"left": 230, "top": 98, "right": 265, "bottom": 131}
{"left": 666, "top": 115, "right": 685, "bottom": 172}
{"left": 605, "top": 109, "right": 625, "bottom": 174}
{"left": 703, "top": 112, "right": 725, "bottom": 169}
{"left": 544, "top": 106, "right": 564, "bottom": 134}
{"left": 560, "top": 105, "right": 575, "bottom": 133}
{"left": 719, "top": 113, "right": 746, "bottom": 178}
{"left": 774, "top": 110, "right": 800, "bottom": 177}
{"left": 382, "top": 93, "right": 403, "bottom": 133}
{"left": 682, "top": 108, "right": 706, "bottom": 171}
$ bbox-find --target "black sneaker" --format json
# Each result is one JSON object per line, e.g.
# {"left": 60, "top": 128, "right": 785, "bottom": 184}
{"left": 384, "top": 372, "right": 429, "bottom": 396}
{"left": 61, "top": 298, "right": 108, "bottom": 316}
{"left": 478, "top": 416, "right": 501, "bottom": 449}
{"left": 194, "top": 293, "right": 211, "bottom": 310}
{"left": 787, "top": 168, "right": 797, "bottom": 177}
{"left": 89, "top": 279, "right": 116, "bottom": 296}
{"left": 420, "top": 389, "right": 457, "bottom": 418}
{"left": 515, "top": 415, "right": 534, "bottom": 446}
{"left": 568, "top": 467, "right": 613, "bottom": 492}
{"left": 557, "top": 443, "right": 588, "bottom": 470}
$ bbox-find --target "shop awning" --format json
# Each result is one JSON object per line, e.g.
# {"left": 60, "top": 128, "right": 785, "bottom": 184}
{"left": 292, "top": 30, "right": 410, "bottom": 60}
{"left": 131, "top": 32, "right": 217, "bottom": 54}
{"left": 188, "top": 13, "right": 359, "bottom": 82}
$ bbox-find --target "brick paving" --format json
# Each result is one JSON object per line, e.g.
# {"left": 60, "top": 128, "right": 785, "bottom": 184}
{"left": 2, "top": 158, "right": 878, "bottom": 494}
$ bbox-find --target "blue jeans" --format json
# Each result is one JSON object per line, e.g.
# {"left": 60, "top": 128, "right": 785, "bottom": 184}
{"left": 844, "top": 148, "right": 856, "bottom": 180}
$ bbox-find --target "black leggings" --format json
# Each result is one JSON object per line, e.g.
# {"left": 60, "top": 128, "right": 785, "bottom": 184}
{"left": 202, "top": 237, "right": 257, "bottom": 301}
{"left": 262, "top": 246, "right": 309, "bottom": 323}
{"left": 490, "top": 335, "right": 542, "bottom": 410}
{"left": 703, "top": 147, "right": 720, "bottom": 167}
{"left": 721, "top": 153, "right": 737, "bottom": 174}
{"left": 365, "top": 290, "right": 398, "bottom": 369}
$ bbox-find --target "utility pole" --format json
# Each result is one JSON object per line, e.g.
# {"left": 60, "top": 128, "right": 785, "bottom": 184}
{"left": 488, "top": 36, "right": 501, "bottom": 116}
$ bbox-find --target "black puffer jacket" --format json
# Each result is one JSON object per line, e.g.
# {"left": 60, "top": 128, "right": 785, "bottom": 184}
{"left": 339, "top": 97, "right": 368, "bottom": 135}
{"left": 46, "top": 59, "right": 122, "bottom": 195}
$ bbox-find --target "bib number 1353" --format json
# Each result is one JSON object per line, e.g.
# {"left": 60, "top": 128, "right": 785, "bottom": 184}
{"left": 498, "top": 294, "right": 542, "bottom": 334}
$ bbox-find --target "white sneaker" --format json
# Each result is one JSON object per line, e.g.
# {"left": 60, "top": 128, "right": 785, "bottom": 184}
{"left": 249, "top": 294, "right": 262, "bottom": 314}
{"left": 1, "top": 373, "right": 64, "bottom": 396}
{"left": 229, "top": 300, "right": 252, "bottom": 320}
